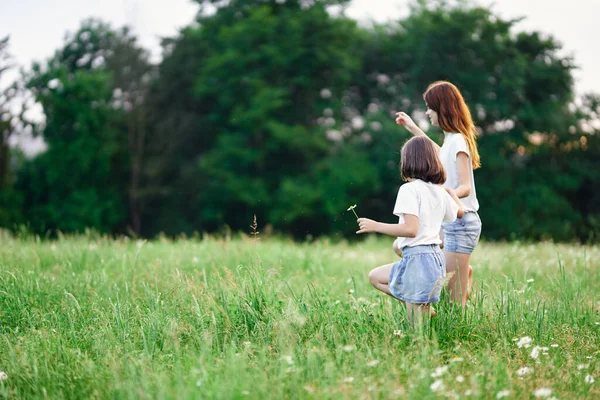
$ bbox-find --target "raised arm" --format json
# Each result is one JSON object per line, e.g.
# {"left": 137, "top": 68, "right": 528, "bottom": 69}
{"left": 395, "top": 112, "right": 441, "bottom": 152}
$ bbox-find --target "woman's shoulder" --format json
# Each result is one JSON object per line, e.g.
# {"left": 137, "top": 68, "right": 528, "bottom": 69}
{"left": 446, "top": 133, "right": 469, "bottom": 152}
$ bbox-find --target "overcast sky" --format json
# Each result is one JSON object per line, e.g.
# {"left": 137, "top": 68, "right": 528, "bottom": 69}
{"left": 2, "top": 0, "right": 599, "bottom": 93}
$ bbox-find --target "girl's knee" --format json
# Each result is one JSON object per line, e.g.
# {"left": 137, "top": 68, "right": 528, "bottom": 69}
{"left": 368, "top": 267, "right": 380, "bottom": 286}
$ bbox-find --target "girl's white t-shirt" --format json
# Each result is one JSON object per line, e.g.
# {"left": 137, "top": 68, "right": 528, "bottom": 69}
{"left": 393, "top": 179, "right": 458, "bottom": 250}
{"left": 439, "top": 133, "right": 479, "bottom": 212}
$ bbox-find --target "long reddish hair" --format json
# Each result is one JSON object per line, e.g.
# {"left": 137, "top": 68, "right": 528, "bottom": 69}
{"left": 424, "top": 81, "right": 481, "bottom": 169}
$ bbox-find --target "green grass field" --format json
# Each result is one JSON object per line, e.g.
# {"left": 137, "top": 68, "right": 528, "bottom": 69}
{"left": 0, "top": 232, "right": 598, "bottom": 399}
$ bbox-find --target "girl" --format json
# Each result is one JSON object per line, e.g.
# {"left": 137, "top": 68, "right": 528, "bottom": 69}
{"left": 395, "top": 81, "right": 482, "bottom": 308}
{"left": 357, "top": 136, "right": 464, "bottom": 319}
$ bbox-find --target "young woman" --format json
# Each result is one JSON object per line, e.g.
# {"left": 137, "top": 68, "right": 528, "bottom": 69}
{"left": 395, "top": 81, "right": 482, "bottom": 308}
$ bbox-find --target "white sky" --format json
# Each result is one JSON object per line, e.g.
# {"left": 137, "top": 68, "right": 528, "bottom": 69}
{"left": 1, "top": 0, "right": 599, "bottom": 93}
{"left": 0, "top": 0, "right": 599, "bottom": 101}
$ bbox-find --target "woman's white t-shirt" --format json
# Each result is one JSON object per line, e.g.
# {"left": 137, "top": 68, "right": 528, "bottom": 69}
{"left": 439, "top": 133, "right": 479, "bottom": 212}
{"left": 393, "top": 179, "right": 458, "bottom": 250}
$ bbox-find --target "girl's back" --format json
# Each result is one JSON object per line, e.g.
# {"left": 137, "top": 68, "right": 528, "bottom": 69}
{"left": 393, "top": 179, "right": 458, "bottom": 250}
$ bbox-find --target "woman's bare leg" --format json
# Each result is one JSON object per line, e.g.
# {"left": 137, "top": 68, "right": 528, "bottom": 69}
{"left": 445, "top": 252, "right": 472, "bottom": 308}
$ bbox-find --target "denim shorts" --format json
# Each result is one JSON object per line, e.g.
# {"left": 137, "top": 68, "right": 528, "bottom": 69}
{"left": 388, "top": 244, "right": 446, "bottom": 304}
{"left": 442, "top": 211, "right": 482, "bottom": 254}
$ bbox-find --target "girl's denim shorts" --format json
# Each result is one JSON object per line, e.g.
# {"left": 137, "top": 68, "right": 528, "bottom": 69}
{"left": 389, "top": 244, "right": 446, "bottom": 304}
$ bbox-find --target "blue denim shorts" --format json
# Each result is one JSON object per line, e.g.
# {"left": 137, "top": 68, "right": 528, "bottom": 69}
{"left": 388, "top": 244, "right": 446, "bottom": 304}
{"left": 442, "top": 211, "right": 482, "bottom": 254}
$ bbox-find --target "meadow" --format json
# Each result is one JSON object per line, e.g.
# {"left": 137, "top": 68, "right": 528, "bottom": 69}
{"left": 0, "top": 231, "right": 598, "bottom": 399}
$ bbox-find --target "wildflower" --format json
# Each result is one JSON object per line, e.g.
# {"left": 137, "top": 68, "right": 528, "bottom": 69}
{"left": 517, "top": 336, "right": 532, "bottom": 348}
{"left": 550, "top": 344, "right": 559, "bottom": 348}
{"left": 343, "top": 377, "right": 355, "bottom": 383}
{"left": 431, "top": 366, "right": 448, "bottom": 378}
{"left": 585, "top": 375, "right": 594, "bottom": 384}
{"left": 281, "top": 355, "right": 294, "bottom": 365}
{"left": 496, "top": 390, "right": 510, "bottom": 399}
{"left": 346, "top": 204, "right": 359, "bottom": 219}
{"left": 456, "top": 375, "right": 465, "bottom": 383}
{"left": 578, "top": 364, "right": 589, "bottom": 370}
{"left": 533, "top": 388, "right": 552, "bottom": 398}
{"left": 527, "top": 278, "right": 535, "bottom": 283}
{"left": 450, "top": 357, "right": 464, "bottom": 363}
{"left": 531, "top": 346, "right": 541, "bottom": 360}
{"left": 0, "top": 372, "right": 7, "bottom": 381}
{"left": 393, "top": 329, "right": 403, "bottom": 338}
{"left": 343, "top": 345, "right": 356, "bottom": 352}
{"left": 430, "top": 380, "right": 445, "bottom": 392}
{"left": 192, "top": 257, "right": 199, "bottom": 263}
{"left": 367, "top": 360, "right": 379, "bottom": 367}
{"left": 517, "top": 367, "right": 530, "bottom": 376}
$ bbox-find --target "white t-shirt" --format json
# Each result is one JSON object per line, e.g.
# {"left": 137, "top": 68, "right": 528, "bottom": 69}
{"left": 439, "top": 133, "right": 479, "bottom": 212}
{"left": 393, "top": 179, "right": 459, "bottom": 250}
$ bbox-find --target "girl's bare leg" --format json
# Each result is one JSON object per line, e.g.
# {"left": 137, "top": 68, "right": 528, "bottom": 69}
{"left": 369, "top": 264, "right": 436, "bottom": 317}
{"left": 368, "top": 263, "right": 394, "bottom": 297}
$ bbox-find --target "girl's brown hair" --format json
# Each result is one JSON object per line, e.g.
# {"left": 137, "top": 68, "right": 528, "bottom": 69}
{"left": 424, "top": 81, "right": 481, "bottom": 169}
{"left": 400, "top": 136, "right": 446, "bottom": 184}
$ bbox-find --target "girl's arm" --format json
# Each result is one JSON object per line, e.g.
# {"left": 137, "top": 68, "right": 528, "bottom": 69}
{"left": 395, "top": 112, "right": 441, "bottom": 152}
{"left": 454, "top": 152, "right": 472, "bottom": 198}
{"left": 356, "top": 215, "right": 419, "bottom": 238}
{"left": 444, "top": 187, "right": 465, "bottom": 219}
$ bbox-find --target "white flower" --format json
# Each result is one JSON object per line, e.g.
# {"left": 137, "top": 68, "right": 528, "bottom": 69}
{"left": 393, "top": 329, "right": 403, "bottom": 337}
{"left": 456, "top": 375, "right": 465, "bottom": 383}
{"left": 527, "top": 278, "right": 535, "bottom": 283}
{"left": 241, "top": 391, "right": 250, "bottom": 396}
{"left": 343, "top": 377, "right": 355, "bottom": 383}
{"left": 531, "top": 346, "right": 541, "bottom": 360}
{"left": 281, "top": 355, "right": 294, "bottom": 365}
{"left": 195, "top": 379, "right": 202, "bottom": 387}
{"left": 430, "top": 379, "right": 445, "bottom": 392}
{"left": 585, "top": 375, "right": 595, "bottom": 384}
{"left": 578, "top": 363, "right": 589, "bottom": 370}
{"left": 465, "top": 389, "right": 473, "bottom": 396}
{"left": 517, "top": 336, "right": 533, "bottom": 348}
{"left": 450, "top": 357, "right": 464, "bottom": 363}
{"left": 497, "top": 390, "right": 511, "bottom": 399}
{"left": 50, "top": 244, "right": 57, "bottom": 251}
{"left": 343, "top": 345, "right": 355, "bottom": 352}
{"left": 550, "top": 344, "right": 559, "bottom": 348}
{"left": 431, "top": 366, "right": 448, "bottom": 378}
{"left": 347, "top": 204, "right": 357, "bottom": 211}
{"left": 367, "top": 360, "right": 379, "bottom": 367}
{"left": 517, "top": 367, "right": 530, "bottom": 376}
{"left": 192, "top": 257, "right": 199, "bottom": 263}
{"left": 533, "top": 388, "right": 552, "bottom": 398}
{"left": 0, "top": 372, "right": 7, "bottom": 381}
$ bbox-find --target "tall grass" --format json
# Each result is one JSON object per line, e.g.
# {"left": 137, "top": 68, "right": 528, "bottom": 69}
{"left": 0, "top": 232, "right": 598, "bottom": 399}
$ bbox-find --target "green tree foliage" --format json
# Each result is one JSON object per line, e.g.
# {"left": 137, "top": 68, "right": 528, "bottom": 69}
{"left": 4, "top": 1, "right": 599, "bottom": 241}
